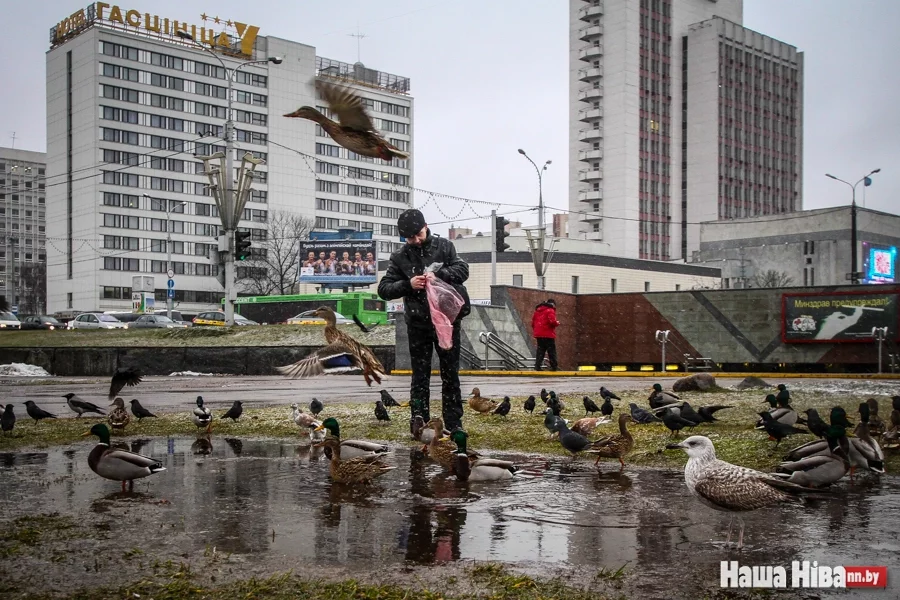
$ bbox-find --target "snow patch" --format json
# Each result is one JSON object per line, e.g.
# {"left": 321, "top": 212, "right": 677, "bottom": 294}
{"left": 169, "top": 371, "right": 217, "bottom": 377}
{"left": 0, "top": 363, "right": 52, "bottom": 377}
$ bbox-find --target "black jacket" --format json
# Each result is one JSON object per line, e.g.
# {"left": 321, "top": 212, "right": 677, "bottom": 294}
{"left": 378, "top": 229, "right": 470, "bottom": 330}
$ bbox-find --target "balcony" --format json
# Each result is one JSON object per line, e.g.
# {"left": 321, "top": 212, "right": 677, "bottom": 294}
{"left": 578, "top": 86, "right": 603, "bottom": 102}
{"left": 584, "top": 231, "right": 605, "bottom": 241}
{"left": 578, "top": 66, "right": 603, "bottom": 81}
{"left": 578, "top": 128, "right": 603, "bottom": 142}
{"left": 578, "top": 148, "right": 603, "bottom": 162}
{"left": 580, "top": 210, "right": 603, "bottom": 222}
{"left": 578, "top": 107, "right": 603, "bottom": 122}
{"left": 578, "top": 3, "right": 604, "bottom": 21}
{"left": 578, "top": 24, "right": 603, "bottom": 40}
{"left": 578, "top": 189, "right": 603, "bottom": 203}
{"left": 578, "top": 44, "right": 604, "bottom": 61}
{"left": 578, "top": 169, "right": 603, "bottom": 182}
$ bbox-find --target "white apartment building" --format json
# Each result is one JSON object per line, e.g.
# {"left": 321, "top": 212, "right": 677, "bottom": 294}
{"left": 569, "top": 0, "right": 802, "bottom": 261}
{"left": 45, "top": 3, "right": 412, "bottom": 313}
{"left": 0, "top": 147, "right": 48, "bottom": 314}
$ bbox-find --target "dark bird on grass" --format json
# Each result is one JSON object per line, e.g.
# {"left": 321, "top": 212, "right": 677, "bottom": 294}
{"left": 629, "top": 402, "right": 661, "bottom": 424}
{"left": 583, "top": 396, "right": 601, "bottom": 416}
{"left": 758, "top": 411, "right": 808, "bottom": 446}
{"left": 24, "top": 400, "right": 56, "bottom": 423}
{"left": 649, "top": 383, "right": 680, "bottom": 410}
{"left": 493, "top": 396, "right": 511, "bottom": 417}
{"left": 1, "top": 404, "right": 15, "bottom": 435}
{"left": 540, "top": 388, "right": 549, "bottom": 404}
{"left": 677, "top": 402, "right": 704, "bottom": 426}
{"left": 697, "top": 404, "right": 732, "bottom": 423}
{"left": 554, "top": 418, "right": 608, "bottom": 460}
{"left": 756, "top": 393, "right": 801, "bottom": 428}
{"left": 108, "top": 367, "right": 142, "bottom": 401}
{"left": 776, "top": 383, "right": 791, "bottom": 404}
{"left": 221, "top": 401, "right": 243, "bottom": 422}
{"left": 85, "top": 423, "right": 165, "bottom": 492}
{"left": 310, "top": 397, "right": 324, "bottom": 416}
{"left": 379, "top": 389, "right": 402, "bottom": 408}
{"left": 284, "top": 80, "right": 410, "bottom": 162}
{"left": 64, "top": 393, "right": 105, "bottom": 418}
{"left": 661, "top": 407, "right": 698, "bottom": 436}
{"left": 600, "top": 386, "right": 621, "bottom": 402}
{"left": 193, "top": 396, "right": 213, "bottom": 433}
{"left": 546, "top": 394, "right": 563, "bottom": 417}
{"left": 803, "top": 408, "right": 828, "bottom": 439}
{"left": 543, "top": 408, "right": 564, "bottom": 439}
{"left": 129, "top": 399, "right": 156, "bottom": 422}
{"left": 600, "top": 397, "right": 614, "bottom": 417}
{"left": 353, "top": 313, "right": 380, "bottom": 333}
{"left": 524, "top": 395, "right": 537, "bottom": 414}
{"left": 374, "top": 400, "right": 390, "bottom": 422}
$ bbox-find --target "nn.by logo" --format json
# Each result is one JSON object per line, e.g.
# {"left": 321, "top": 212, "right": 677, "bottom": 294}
{"left": 721, "top": 561, "right": 888, "bottom": 589}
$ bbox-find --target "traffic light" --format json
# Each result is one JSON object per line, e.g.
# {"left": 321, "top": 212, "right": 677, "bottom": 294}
{"left": 494, "top": 214, "right": 510, "bottom": 253}
{"left": 234, "top": 230, "right": 252, "bottom": 261}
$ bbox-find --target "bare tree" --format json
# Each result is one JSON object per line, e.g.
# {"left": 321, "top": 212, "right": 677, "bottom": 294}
{"left": 17, "top": 263, "right": 46, "bottom": 315}
{"left": 236, "top": 211, "right": 315, "bottom": 296}
{"left": 752, "top": 269, "right": 794, "bottom": 288}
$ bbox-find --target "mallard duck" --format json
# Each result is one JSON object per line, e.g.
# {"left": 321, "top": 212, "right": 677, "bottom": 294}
{"left": 853, "top": 402, "right": 885, "bottom": 475}
{"left": 85, "top": 423, "right": 165, "bottom": 491}
{"left": 467, "top": 388, "right": 498, "bottom": 414}
{"left": 424, "top": 417, "right": 470, "bottom": 467}
{"left": 648, "top": 383, "right": 679, "bottom": 410}
{"left": 191, "top": 435, "right": 213, "bottom": 456}
{"left": 284, "top": 80, "right": 410, "bottom": 162}
{"left": 588, "top": 413, "right": 635, "bottom": 468}
{"left": 883, "top": 408, "right": 900, "bottom": 449}
{"left": 773, "top": 424, "right": 850, "bottom": 488}
{"left": 571, "top": 416, "right": 611, "bottom": 437}
{"left": 276, "top": 306, "right": 386, "bottom": 386}
{"left": 315, "top": 417, "right": 390, "bottom": 460}
{"left": 756, "top": 394, "right": 800, "bottom": 428}
{"left": 107, "top": 398, "right": 130, "bottom": 430}
{"left": 446, "top": 430, "right": 518, "bottom": 482}
{"left": 193, "top": 396, "right": 212, "bottom": 433}
{"left": 315, "top": 437, "right": 395, "bottom": 484}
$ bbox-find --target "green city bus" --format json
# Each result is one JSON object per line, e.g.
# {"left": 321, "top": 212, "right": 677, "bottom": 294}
{"left": 230, "top": 292, "right": 387, "bottom": 325}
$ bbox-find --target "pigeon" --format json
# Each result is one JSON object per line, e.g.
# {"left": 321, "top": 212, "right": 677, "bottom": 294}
{"left": 697, "top": 405, "right": 732, "bottom": 423}
{"left": 193, "top": 396, "right": 213, "bottom": 432}
{"left": 803, "top": 408, "right": 828, "bottom": 439}
{"left": 758, "top": 411, "right": 808, "bottom": 446}
{"left": 374, "top": 400, "right": 390, "bottom": 422}
{"left": 648, "top": 383, "right": 680, "bottom": 410}
{"left": 600, "top": 397, "right": 614, "bottom": 417}
{"left": 24, "top": 400, "right": 57, "bottom": 423}
{"left": 64, "top": 393, "right": 105, "bottom": 418}
{"left": 524, "top": 395, "right": 536, "bottom": 414}
{"left": 661, "top": 407, "right": 698, "bottom": 436}
{"left": 583, "top": 396, "right": 601, "bottom": 416}
{"left": 129, "top": 399, "right": 157, "bottom": 422}
{"left": 600, "top": 386, "right": 621, "bottom": 402}
{"left": 379, "top": 389, "right": 402, "bottom": 408}
{"left": 629, "top": 402, "right": 661, "bottom": 424}
{"left": 221, "top": 401, "right": 243, "bottom": 422}
{"left": 493, "top": 396, "right": 511, "bottom": 417}
{"left": 108, "top": 368, "right": 142, "bottom": 401}
{"left": 666, "top": 436, "right": 813, "bottom": 549}
{"left": 571, "top": 416, "right": 612, "bottom": 437}
{"left": 291, "top": 404, "right": 318, "bottom": 428}
{"left": 310, "top": 397, "right": 324, "bottom": 416}
{"left": 1, "top": 404, "right": 15, "bottom": 435}
{"left": 554, "top": 418, "right": 608, "bottom": 460}
{"left": 543, "top": 408, "right": 564, "bottom": 439}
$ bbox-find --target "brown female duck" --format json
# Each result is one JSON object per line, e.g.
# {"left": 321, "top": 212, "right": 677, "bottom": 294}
{"left": 108, "top": 397, "right": 130, "bottom": 430}
{"left": 467, "top": 388, "right": 498, "bottom": 414}
{"left": 315, "top": 437, "right": 395, "bottom": 484}
{"left": 588, "top": 413, "right": 635, "bottom": 469}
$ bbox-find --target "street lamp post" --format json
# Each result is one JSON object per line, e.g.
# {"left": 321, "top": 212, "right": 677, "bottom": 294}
{"left": 176, "top": 31, "right": 281, "bottom": 325}
{"left": 143, "top": 195, "right": 186, "bottom": 319}
{"left": 517, "top": 149, "right": 552, "bottom": 290}
{"left": 825, "top": 168, "right": 881, "bottom": 284}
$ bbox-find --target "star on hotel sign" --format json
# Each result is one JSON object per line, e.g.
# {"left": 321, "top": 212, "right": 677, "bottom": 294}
{"left": 200, "top": 13, "right": 207, "bottom": 21}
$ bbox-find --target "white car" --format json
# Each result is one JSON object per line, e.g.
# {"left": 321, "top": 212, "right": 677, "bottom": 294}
{"left": 0, "top": 311, "right": 21, "bottom": 330}
{"left": 68, "top": 313, "right": 128, "bottom": 330}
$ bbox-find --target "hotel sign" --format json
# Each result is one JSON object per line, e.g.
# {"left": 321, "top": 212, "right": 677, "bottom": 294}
{"left": 50, "top": 3, "right": 260, "bottom": 57}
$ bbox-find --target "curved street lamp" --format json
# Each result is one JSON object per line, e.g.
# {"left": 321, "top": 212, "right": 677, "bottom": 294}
{"left": 825, "top": 168, "right": 881, "bottom": 284}
{"left": 518, "top": 150, "right": 552, "bottom": 290}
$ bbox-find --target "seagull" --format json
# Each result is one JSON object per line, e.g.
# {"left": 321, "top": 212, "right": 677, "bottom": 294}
{"left": 629, "top": 402, "right": 661, "bottom": 424}
{"left": 600, "top": 386, "right": 621, "bottom": 402}
{"left": 1, "top": 404, "right": 15, "bottom": 436}
{"left": 583, "top": 396, "right": 601, "bottom": 416}
{"left": 24, "top": 400, "right": 57, "bottom": 423}
{"left": 667, "top": 435, "right": 813, "bottom": 549}
{"left": 310, "top": 397, "right": 324, "bottom": 417}
{"left": 379, "top": 389, "right": 402, "bottom": 408}
{"left": 221, "top": 401, "right": 243, "bottom": 422}
{"left": 523, "top": 395, "right": 536, "bottom": 414}
{"left": 493, "top": 396, "right": 511, "bottom": 417}
{"left": 600, "top": 397, "right": 614, "bottom": 417}
{"left": 64, "top": 393, "right": 105, "bottom": 418}
{"left": 129, "top": 399, "right": 157, "bottom": 422}
{"left": 108, "top": 368, "right": 142, "bottom": 401}
{"left": 374, "top": 399, "right": 390, "bottom": 422}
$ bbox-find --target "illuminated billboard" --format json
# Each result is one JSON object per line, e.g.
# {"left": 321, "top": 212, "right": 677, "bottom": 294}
{"left": 297, "top": 240, "right": 377, "bottom": 285}
{"left": 862, "top": 244, "right": 896, "bottom": 284}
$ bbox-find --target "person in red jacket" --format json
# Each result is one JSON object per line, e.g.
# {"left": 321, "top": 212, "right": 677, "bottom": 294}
{"left": 532, "top": 298, "right": 560, "bottom": 371}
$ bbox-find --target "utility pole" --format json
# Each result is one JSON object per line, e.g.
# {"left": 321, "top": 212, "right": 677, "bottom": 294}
{"left": 490, "top": 209, "right": 497, "bottom": 287}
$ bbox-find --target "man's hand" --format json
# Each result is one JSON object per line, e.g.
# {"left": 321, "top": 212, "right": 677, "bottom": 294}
{"left": 411, "top": 275, "right": 427, "bottom": 290}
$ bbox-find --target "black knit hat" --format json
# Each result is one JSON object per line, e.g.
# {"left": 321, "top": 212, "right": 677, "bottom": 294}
{"left": 397, "top": 208, "right": 427, "bottom": 238}
{"left": 546, "top": 299, "right": 556, "bottom": 307}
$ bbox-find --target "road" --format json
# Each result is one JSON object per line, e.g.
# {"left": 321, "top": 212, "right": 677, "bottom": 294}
{"left": 0, "top": 373, "right": 881, "bottom": 417}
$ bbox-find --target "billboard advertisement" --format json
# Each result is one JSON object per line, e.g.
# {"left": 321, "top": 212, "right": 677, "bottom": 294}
{"left": 862, "top": 243, "right": 897, "bottom": 284}
{"left": 782, "top": 291, "right": 899, "bottom": 343}
{"left": 298, "top": 240, "right": 377, "bottom": 285}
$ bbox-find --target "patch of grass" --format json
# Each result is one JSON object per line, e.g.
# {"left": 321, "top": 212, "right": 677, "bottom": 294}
{"left": 0, "top": 514, "right": 81, "bottom": 558}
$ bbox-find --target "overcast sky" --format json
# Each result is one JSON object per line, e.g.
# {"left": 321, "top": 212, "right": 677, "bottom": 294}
{"left": 2, "top": 0, "right": 898, "bottom": 239}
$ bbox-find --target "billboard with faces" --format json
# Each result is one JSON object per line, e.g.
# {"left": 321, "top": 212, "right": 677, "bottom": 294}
{"left": 297, "top": 240, "right": 378, "bottom": 284}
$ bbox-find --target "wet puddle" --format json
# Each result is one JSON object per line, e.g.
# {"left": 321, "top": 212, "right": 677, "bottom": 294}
{"left": 1, "top": 437, "right": 898, "bottom": 598}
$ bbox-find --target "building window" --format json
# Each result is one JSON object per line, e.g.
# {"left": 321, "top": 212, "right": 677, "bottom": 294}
{"left": 512, "top": 274, "right": 523, "bottom": 287}
{"left": 675, "top": 284, "right": 681, "bottom": 291}
{"left": 610, "top": 279, "right": 617, "bottom": 293}
{"left": 571, "top": 276, "right": 579, "bottom": 294}
{"left": 67, "top": 292, "right": 73, "bottom": 308}
{"left": 644, "top": 281, "right": 650, "bottom": 292}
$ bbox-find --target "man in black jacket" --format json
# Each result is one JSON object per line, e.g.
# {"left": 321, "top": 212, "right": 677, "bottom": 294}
{"left": 378, "top": 209, "right": 470, "bottom": 432}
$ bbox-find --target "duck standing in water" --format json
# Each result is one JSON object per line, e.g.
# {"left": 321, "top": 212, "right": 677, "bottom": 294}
{"left": 447, "top": 430, "right": 518, "bottom": 482}
{"left": 85, "top": 423, "right": 165, "bottom": 492}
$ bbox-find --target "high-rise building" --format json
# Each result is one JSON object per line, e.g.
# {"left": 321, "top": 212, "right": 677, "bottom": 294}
{"left": 0, "top": 147, "right": 48, "bottom": 314}
{"left": 569, "top": 0, "right": 802, "bottom": 261}
{"left": 45, "top": 4, "right": 412, "bottom": 313}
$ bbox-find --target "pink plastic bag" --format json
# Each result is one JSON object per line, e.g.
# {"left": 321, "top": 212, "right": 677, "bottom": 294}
{"left": 426, "top": 276, "right": 465, "bottom": 349}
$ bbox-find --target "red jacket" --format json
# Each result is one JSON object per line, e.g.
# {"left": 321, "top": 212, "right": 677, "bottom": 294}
{"left": 532, "top": 303, "right": 560, "bottom": 339}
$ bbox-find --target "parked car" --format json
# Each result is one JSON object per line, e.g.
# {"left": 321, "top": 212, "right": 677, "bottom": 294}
{"left": 106, "top": 312, "right": 143, "bottom": 324}
{"left": 20, "top": 315, "right": 62, "bottom": 330}
{"left": 0, "top": 311, "right": 21, "bottom": 330}
{"left": 129, "top": 314, "right": 189, "bottom": 329}
{"left": 285, "top": 310, "right": 354, "bottom": 326}
{"left": 68, "top": 313, "right": 128, "bottom": 330}
{"left": 192, "top": 311, "right": 258, "bottom": 326}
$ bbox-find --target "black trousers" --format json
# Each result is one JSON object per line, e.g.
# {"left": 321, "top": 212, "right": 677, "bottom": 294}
{"left": 534, "top": 337, "right": 558, "bottom": 371}
{"left": 408, "top": 323, "right": 464, "bottom": 431}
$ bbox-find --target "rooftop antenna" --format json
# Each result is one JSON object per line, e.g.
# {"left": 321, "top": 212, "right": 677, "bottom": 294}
{"left": 9, "top": 132, "right": 16, "bottom": 149}
{"left": 348, "top": 25, "right": 366, "bottom": 63}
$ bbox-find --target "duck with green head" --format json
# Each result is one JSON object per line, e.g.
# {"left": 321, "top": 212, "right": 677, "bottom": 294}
{"left": 85, "top": 423, "right": 166, "bottom": 491}
{"left": 314, "top": 417, "right": 390, "bottom": 460}
{"left": 774, "top": 422, "right": 850, "bottom": 488}
{"left": 648, "top": 383, "right": 680, "bottom": 410}
{"left": 446, "top": 430, "right": 518, "bottom": 482}
{"left": 193, "top": 396, "right": 212, "bottom": 433}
